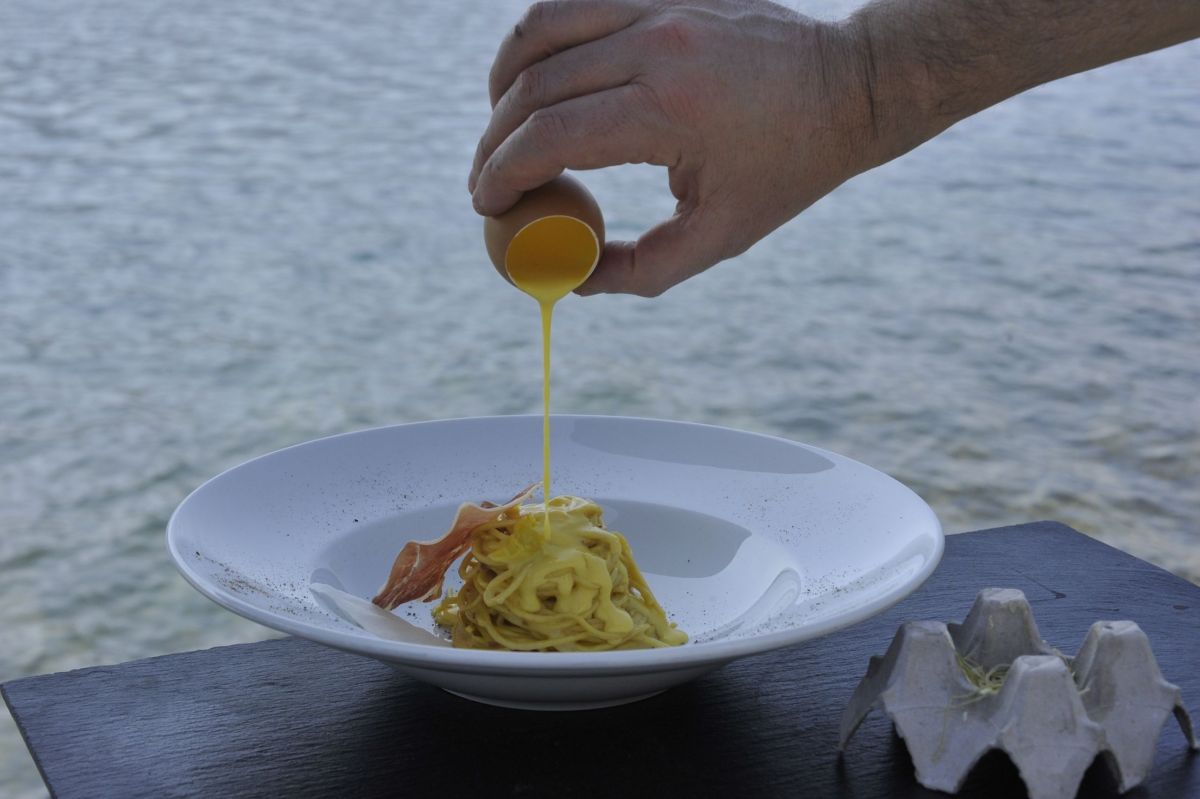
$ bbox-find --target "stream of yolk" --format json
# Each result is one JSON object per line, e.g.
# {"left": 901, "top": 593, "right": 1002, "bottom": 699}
{"left": 504, "top": 215, "right": 599, "bottom": 516}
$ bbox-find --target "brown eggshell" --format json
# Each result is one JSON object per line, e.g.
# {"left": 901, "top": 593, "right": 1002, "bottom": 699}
{"left": 483, "top": 174, "right": 605, "bottom": 285}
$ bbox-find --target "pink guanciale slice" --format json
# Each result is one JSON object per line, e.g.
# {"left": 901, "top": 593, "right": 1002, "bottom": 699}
{"left": 371, "top": 485, "right": 536, "bottom": 611}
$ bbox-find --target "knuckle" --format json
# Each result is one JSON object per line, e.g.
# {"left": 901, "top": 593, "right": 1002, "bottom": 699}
{"left": 632, "top": 77, "right": 698, "bottom": 127}
{"left": 491, "top": 1, "right": 562, "bottom": 101}
{"left": 630, "top": 79, "right": 665, "bottom": 112}
{"left": 643, "top": 15, "right": 697, "bottom": 55}
{"left": 511, "top": 66, "right": 544, "bottom": 110}
{"left": 475, "top": 158, "right": 503, "bottom": 199}
{"left": 517, "top": 1, "right": 559, "bottom": 38}
{"left": 526, "top": 108, "right": 570, "bottom": 150}
{"left": 487, "top": 66, "right": 505, "bottom": 104}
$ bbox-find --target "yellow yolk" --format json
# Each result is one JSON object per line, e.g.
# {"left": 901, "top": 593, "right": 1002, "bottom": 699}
{"left": 504, "top": 215, "right": 598, "bottom": 509}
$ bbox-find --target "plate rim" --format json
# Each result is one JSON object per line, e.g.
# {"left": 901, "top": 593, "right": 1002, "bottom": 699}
{"left": 167, "top": 414, "right": 944, "bottom": 673}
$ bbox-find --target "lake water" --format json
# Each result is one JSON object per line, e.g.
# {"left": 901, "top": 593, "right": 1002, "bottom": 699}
{"left": 2, "top": 1, "right": 1198, "bottom": 794}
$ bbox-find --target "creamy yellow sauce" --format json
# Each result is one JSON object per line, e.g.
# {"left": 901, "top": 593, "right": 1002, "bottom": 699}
{"left": 424, "top": 213, "right": 686, "bottom": 647}
{"left": 432, "top": 496, "right": 687, "bottom": 650}
{"left": 429, "top": 213, "right": 685, "bottom": 650}
{"left": 372, "top": 200, "right": 686, "bottom": 651}
{"left": 503, "top": 214, "right": 598, "bottom": 508}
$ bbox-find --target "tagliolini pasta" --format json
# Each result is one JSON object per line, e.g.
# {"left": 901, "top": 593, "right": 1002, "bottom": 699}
{"left": 371, "top": 489, "right": 686, "bottom": 652}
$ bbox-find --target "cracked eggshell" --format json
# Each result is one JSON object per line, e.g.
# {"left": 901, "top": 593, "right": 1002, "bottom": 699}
{"left": 483, "top": 174, "right": 605, "bottom": 285}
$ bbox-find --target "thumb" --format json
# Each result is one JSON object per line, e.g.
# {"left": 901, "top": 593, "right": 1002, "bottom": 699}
{"left": 577, "top": 208, "right": 730, "bottom": 297}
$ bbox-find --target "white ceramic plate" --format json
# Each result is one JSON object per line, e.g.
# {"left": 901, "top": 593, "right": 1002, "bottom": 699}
{"left": 168, "top": 415, "right": 942, "bottom": 710}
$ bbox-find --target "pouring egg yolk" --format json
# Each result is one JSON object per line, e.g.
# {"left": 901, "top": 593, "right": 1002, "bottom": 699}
{"left": 504, "top": 215, "right": 598, "bottom": 302}
{"left": 481, "top": 175, "right": 604, "bottom": 513}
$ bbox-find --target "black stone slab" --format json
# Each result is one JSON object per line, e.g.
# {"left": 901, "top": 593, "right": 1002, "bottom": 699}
{"left": 4, "top": 522, "right": 1198, "bottom": 798}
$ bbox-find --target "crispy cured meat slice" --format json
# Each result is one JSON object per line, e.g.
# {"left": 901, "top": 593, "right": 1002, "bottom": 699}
{"left": 371, "top": 485, "right": 535, "bottom": 610}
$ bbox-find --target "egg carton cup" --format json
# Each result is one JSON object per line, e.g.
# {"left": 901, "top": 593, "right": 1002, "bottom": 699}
{"left": 839, "top": 588, "right": 1197, "bottom": 799}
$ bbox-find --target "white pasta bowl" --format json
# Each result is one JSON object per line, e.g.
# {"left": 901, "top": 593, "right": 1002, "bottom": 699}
{"left": 168, "top": 415, "right": 943, "bottom": 710}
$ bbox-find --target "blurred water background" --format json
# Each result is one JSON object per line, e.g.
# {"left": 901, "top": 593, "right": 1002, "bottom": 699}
{"left": 1, "top": 0, "right": 1198, "bottom": 794}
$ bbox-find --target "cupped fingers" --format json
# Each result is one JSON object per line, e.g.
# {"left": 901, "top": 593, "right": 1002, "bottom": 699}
{"left": 470, "top": 31, "right": 645, "bottom": 192}
{"left": 472, "top": 84, "right": 675, "bottom": 216}
{"left": 488, "top": 0, "right": 645, "bottom": 107}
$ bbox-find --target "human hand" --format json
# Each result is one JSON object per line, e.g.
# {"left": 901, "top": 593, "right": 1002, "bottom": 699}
{"left": 467, "top": 0, "right": 887, "bottom": 297}
{"left": 469, "top": 0, "right": 1200, "bottom": 296}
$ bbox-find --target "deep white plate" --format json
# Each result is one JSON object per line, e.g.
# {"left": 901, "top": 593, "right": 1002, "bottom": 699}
{"left": 168, "top": 415, "right": 942, "bottom": 710}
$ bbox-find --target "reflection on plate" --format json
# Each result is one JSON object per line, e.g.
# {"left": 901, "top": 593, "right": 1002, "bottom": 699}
{"left": 168, "top": 415, "right": 942, "bottom": 710}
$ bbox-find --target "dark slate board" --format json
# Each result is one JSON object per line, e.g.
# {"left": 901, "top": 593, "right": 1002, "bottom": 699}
{"left": 4, "top": 522, "right": 1199, "bottom": 799}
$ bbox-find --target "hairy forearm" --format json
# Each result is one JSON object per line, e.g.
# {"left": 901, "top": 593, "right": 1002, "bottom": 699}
{"left": 849, "top": 0, "right": 1200, "bottom": 163}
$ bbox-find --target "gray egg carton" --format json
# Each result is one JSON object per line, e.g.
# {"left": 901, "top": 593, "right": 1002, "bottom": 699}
{"left": 840, "top": 588, "right": 1197, "bottom": 799}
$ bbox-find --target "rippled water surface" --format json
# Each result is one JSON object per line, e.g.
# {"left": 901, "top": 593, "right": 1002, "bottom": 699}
{"left": 2, "top": 1, "right": 1198, "bottom": 794}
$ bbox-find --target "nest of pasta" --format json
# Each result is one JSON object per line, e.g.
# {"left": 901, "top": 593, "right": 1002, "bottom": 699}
{"left": 372, "top": 489, "right": 686, "bottom": 652}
